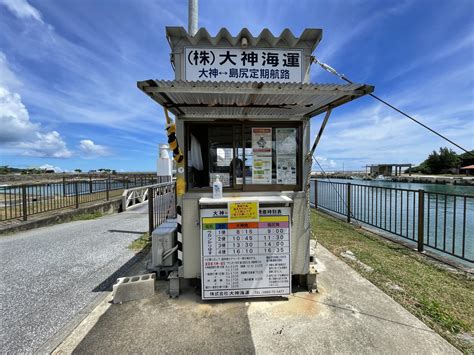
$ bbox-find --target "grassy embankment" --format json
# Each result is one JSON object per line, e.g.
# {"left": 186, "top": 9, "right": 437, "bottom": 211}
{"left": 128, "top": 233, "right": 151, "bottom": 251}
{"left": 311, "top": 209, "right": 473, "bottom": 353}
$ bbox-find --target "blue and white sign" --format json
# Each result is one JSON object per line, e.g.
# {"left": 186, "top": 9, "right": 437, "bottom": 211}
{"left": 184, "top": 48, "right": 303, "bottom": 83}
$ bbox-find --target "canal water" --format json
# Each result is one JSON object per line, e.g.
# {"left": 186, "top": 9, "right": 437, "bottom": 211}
{"left": 311, "top": 178, "right": 474, "bottom": 266}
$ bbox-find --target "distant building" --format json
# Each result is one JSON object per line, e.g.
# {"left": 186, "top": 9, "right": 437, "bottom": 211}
{"left": 460, "top": 165, "right": 474, "bottom": 176}
{"left": 366, "top": 163, "right": 412, "bottom": 177}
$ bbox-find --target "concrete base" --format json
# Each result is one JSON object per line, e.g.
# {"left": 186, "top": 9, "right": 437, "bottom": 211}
{"left": 65, "top": 245, "right": 459, "bottom": 354}
{"left": 168, "top": 271, "right": 180, "bottom": 298}
{"left": 112, "top": 274, "right": 155, "bottom": 304}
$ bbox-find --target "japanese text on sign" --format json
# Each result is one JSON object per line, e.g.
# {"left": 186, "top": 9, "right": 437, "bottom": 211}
{"left": 185, "top": 48, "right": 303, "bottom": 83}
{"left": 201, "top": 207, "right": 291, "bottom": 299}
{"left": 228, "top": 201, "right": 259, "bottom": 222}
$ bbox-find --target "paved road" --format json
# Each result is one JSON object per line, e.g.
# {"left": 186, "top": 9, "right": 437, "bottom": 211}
{"left": 0, "top": 204, "right": 149, "bottom": 353}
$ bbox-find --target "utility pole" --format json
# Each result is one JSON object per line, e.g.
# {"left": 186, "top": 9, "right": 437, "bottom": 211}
{"left": 188, "top": 0, "right": 198, "bottom": 36}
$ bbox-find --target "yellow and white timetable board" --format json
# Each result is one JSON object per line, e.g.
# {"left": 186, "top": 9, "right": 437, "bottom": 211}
{"left": 200, "top": 201, "right": 291, "bottom": 300}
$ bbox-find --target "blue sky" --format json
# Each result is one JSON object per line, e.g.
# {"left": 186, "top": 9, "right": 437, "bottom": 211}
{"left": 0, "top": 0, "right": 473, "bottom": 172}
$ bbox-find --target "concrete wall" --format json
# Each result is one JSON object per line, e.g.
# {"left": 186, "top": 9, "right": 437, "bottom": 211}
{"left": 182, "top": 191, "right": 309, "bottom": 278}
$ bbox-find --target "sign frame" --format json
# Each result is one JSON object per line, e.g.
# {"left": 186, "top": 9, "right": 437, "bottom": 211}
{"left": 200, "top": 207, "right": 292, "bottom": 300}
{"left": 184, "top": 47, "right": 304, "bottom": 83}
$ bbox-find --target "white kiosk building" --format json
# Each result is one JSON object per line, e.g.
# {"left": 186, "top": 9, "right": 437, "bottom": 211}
{"left": 138, "top": 27, "right": 373, "bottom": 299}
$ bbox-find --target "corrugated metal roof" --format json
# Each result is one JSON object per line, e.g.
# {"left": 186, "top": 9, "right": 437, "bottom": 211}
{"left": 166, "top": 27, "right": 322, "bottom": 52}
{"left": 137, "top": 80, "right": 374, "bottom": 119}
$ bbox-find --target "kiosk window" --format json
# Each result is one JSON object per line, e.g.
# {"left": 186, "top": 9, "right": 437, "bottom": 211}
{"left": 187, "top": 123, "right": 299, "bottom": 190}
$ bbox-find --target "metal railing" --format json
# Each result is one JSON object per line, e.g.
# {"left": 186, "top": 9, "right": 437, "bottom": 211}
{"left": 0, "top": 174, "right": 159, "bottom": 222}
{"left": 312, "top": 179, "right": 474, "bottom": 263}
{"left": 148, "top": 182, "right": 176, "bottom": 235}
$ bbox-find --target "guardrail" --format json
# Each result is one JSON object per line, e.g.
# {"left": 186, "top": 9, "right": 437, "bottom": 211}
{"left": 122, "top": 185, "right": 151, "bottom": 210}
{"left": 147, "top": 182, "right": 176, "bottom": 235}
{"left": 312, "top": 179, "right": 474, "bottom": 264}
{"left": 0, "top": 175, "right": 159, "bottom": 222}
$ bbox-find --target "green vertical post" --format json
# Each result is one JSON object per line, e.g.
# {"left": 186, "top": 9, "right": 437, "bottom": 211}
{"left": 347, "top": 183, "right": 351, "bottom": 223}
{"left": 22, "top": 185, "right": 28, "bottom": 221}
{"left": 75, "top": 181, "right": 79, "bottom": 208}
{"left": 417, "top": 189, "right": 425, "bottom": 252}
{"left": 148, "top": 187, "right": 154, "bottom": 236}
{"left": 106, "top": 177, "right": 110, "bottom": 201}
{"left": 314, "top": 179, "right": 318, "bottom": 209}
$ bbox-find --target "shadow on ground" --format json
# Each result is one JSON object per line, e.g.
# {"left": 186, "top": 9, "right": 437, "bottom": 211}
{"left": 73, "top": 283, "right": 257, "bottom": 354}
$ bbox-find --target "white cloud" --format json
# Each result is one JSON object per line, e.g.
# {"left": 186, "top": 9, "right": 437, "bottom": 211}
{"left": 0, "top": 53, "right": 72, "bottom": 158}
{"left": 0, "top": 86, "right": 38, "bottom": 142}
{"left": 0, "top": 52, "right": 22, "bottom": 89}
{"left": 79, "top": 139, "right": 111, "bottom": 157}
{"left": 314, "top": 156, "right": 337, "bottom": 171}
{"left": 0, "top": 0, "right": 43, "bottom": 22}
{"left": 17, "top": 131, "right": 72, "bottom": 158}
{"left": 315, "top": 1, "right": 413, "bottom": 64}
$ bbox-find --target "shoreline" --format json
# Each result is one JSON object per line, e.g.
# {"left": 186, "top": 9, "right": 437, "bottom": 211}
{"left": 316, "top": 174, "right": 474, "bottom": 187}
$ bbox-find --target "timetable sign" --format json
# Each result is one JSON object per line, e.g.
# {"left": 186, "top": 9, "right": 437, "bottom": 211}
{"left": 200, "top": 207, "right": 291, "bottom": 300}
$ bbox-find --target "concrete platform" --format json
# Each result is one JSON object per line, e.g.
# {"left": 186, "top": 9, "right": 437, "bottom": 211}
{"left": 55, "top": 245, "right": 459, "bottom": 354}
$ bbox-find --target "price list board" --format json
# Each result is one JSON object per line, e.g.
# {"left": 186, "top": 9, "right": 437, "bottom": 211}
{"left": 200, "top": 206, "right": 291, "bottom": 299}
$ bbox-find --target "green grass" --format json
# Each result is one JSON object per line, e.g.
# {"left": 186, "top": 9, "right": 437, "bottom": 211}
{"left": 312, "top": 209, "right": 474, "bottom": 353}
{"left": 70, "top": 211, "right": 103, "bottom": 221}
{"left": 128, "top": 233, "right": 151, "bottom": 251}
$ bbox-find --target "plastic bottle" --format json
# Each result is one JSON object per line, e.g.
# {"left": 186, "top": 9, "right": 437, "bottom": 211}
{"left": 212, "top": 175, "right": 223, "bottom": 199}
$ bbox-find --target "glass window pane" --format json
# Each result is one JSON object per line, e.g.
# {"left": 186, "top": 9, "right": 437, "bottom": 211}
{"left": 209, "top": 126, "right": 233, "bottom": 187}
{"left": 275, "top": 128, "right": 297, "bottom": 185}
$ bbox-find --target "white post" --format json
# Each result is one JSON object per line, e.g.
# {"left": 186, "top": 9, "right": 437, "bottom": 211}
{"left": 157, "top": 144, "right": 172, "bottom": 182}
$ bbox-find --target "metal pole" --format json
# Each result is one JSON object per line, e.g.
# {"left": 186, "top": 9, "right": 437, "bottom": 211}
{"left": 309, "top": 108, "right": 332, "bottom": 158}
{"left": 22, "top": 185, "right": 28, "bottom": 221}
{"left": 89, "top": 176, "right": 93, "bottom": 194}
{"left": 75, "top": 181, "right": 79, "bottom": 208}
{"left": 347, "top": 183, "right": 351, "bottom": 223}
{"left": 417, "top": 189, "right": 425, "bottom": 252}
{"left": 314, "top": 179, "right": 318, "bottom": 209}
{"left": 106, "top": 178, "right": 110, "bottom": 201}
{"left": 148, "top": 187, "right": 154, "bottom": 236}
{"left": 188, "top": 0, "right": 198, "bottom": 36}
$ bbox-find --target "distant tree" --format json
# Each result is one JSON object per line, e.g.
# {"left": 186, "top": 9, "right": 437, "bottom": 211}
{"left": 410, "top": 147, "right": 467, "bottom": 174}
{"left": 111, "top": 170, "right": 117, "bottom": 175}
{"left": 74, "top": 169, "right": 82, "bottom": 173}
{"left": 424, "top": 147, "right": 460, "bottom": 174}
{"left": 458, "top": 150, "right": 474, "bottom": 167}
{"left": 0, "top": 166, "right": 10, "bottom": 175}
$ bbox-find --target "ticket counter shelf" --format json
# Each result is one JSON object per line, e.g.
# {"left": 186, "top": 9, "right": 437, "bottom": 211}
{"left": 198, "top": 195, "right": 293, "bottom": 206}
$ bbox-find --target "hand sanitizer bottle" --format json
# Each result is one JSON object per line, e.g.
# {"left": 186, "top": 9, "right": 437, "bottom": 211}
{"left": 213, "top": 175, "right": 223, "bottom": 199}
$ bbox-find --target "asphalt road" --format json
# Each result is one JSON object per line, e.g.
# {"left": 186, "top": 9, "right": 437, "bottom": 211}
{"left": 0, "top": 203, "right": 149, "bottom": 353}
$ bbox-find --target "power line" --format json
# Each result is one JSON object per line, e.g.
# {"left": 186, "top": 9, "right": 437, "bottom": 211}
{"left": 312, "top": 57, "right": 473, "bottom": 157}
{"left": 312, "top": 156, "right": 360, "bottom": 226}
